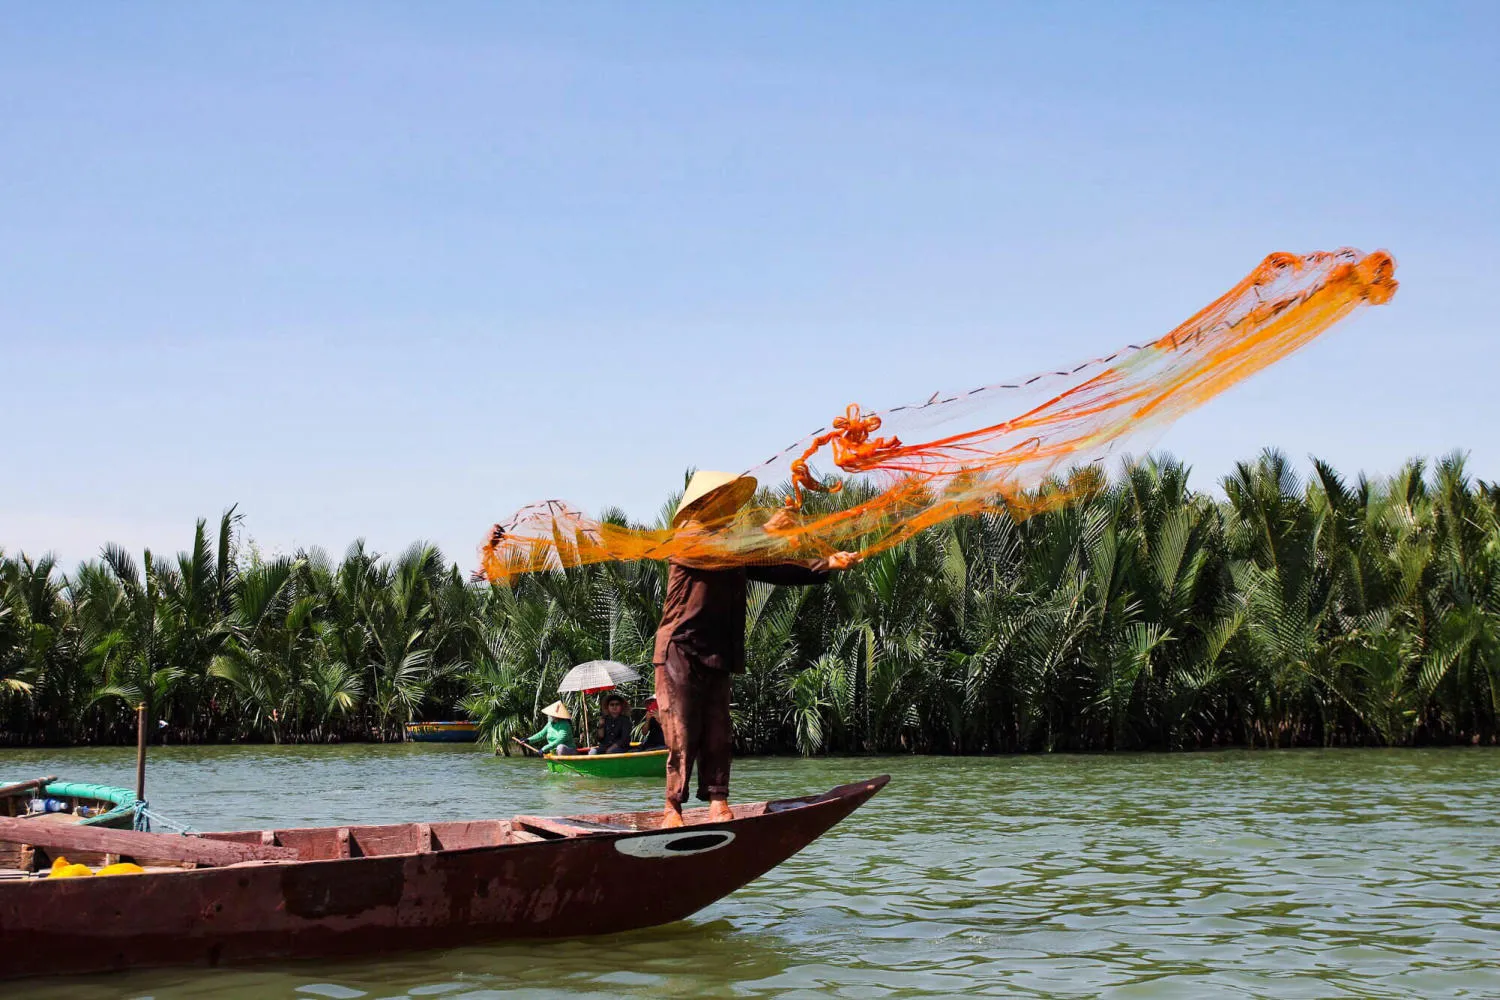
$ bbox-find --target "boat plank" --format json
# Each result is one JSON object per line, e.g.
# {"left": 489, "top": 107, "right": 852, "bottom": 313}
{"left": 0, "top": 816, "right": 299, "bottom": 866}
{"left": 515, "top": 815, "right": 635, "bottom": 836}
{"left": 0, "top": 777, "right": 59, "bottom": 800}
{"left": 341, "top": 824, "right": 416, "bottom": 857}
{"left": 507, "top": 829, "right": 547, "bottom": 843}
{"left": 430, "top": 819, "right": 511, "bottom": 850}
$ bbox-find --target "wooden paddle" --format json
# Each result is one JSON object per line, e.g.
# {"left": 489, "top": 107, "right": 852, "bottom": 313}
{"left": 0, "top": 815, "right": 299, "bottom": 867}
{"left": 512, "top": 736, "right": 542, "bottom": 756}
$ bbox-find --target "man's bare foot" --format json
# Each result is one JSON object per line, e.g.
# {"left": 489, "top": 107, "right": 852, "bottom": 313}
{"left": 662, "top": 804, "right": 684, "bottom": 828}
{"left": 707, "top": 799, "right": 733, "bottom": 823}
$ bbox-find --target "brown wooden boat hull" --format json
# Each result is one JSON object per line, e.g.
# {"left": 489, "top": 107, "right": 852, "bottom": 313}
{"left": 0, "top": 776, "right": 888, "bottom": 980}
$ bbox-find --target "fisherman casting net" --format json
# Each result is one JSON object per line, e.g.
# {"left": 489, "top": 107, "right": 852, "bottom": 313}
{"left": 479, "top": 248, "right": 1397, "bottom": 583}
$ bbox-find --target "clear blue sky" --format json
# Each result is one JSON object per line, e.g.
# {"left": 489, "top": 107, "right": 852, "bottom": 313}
{"left": 3, "top": 3, "right": 1496, "bottom": 570}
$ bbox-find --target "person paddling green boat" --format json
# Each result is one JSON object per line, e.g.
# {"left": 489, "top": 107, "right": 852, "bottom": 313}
{"left": 523, "top": 701, "right": 577, "bottom": 755}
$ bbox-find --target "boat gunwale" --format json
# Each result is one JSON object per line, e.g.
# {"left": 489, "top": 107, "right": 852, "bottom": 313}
{"left": 542, "top": 747, "right": 669, "bottom": 762}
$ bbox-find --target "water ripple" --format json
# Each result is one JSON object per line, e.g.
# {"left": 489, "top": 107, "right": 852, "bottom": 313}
{"left": 3, "top": 746, "right": 1498, "bottom": 998}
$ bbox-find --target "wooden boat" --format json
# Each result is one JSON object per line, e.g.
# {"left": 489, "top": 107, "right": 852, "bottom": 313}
{"left": 0, "top": 775, "right": 888, "bottom": 980}
{"left": 545, "top": 744, "right": 669, "bottom": 778}
{"left": 404, "top": 720, "right": 480, "bottom": 743}
{"left": 0, "top": 777, "right": 142, "bottom": 873}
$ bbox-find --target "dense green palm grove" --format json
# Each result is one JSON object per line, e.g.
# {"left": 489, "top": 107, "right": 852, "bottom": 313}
{"left": 3, "top": 451, "right": 1498, "bottom": 753}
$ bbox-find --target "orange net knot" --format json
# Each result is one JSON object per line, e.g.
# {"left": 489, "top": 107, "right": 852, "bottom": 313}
{"left": 786, "top": 404, "right": 904, "bottom": 508}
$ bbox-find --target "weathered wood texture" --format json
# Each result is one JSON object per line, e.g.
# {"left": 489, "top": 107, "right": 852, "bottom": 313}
{"left": 0, "top": 777, "right": 59, "bottom": 802}
{"left": 0, "top": 816, "right": 300, "bottom": 867}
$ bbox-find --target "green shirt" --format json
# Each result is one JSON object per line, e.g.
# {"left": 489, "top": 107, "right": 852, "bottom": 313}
{"left": 526, "top": 718, "right": 576, "bottom": 754}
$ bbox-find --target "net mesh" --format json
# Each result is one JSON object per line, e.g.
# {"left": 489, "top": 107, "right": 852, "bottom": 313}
{"left": 479, "top": 248, "right": 1397, "bottom": 583}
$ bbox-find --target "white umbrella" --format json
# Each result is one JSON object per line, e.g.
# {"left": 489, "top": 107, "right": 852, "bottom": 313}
{"left": 557, "top": 660, "right": 640, "bottom": 694}
{"left": 556, "top": 660, "right": 642, "bottom": 750}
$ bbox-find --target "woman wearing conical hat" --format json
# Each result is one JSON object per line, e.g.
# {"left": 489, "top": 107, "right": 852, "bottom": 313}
{"left": 523, "top": 700, "right": 577, "bottom": 756}
{"left": 655, "top": 471, "right": 860, "bottom": 828}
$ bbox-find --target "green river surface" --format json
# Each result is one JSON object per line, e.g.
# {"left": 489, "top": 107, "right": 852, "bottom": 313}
{"left": 3, "top": 745, "right": 1497, "bottom": 998}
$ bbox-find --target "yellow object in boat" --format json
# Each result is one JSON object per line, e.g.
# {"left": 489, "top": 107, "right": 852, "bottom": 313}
{"left": 95, "top": 862, "right": 145, "bottom": 876}
{"left": 46, "top": 856, "right": 95, "bottom": 878}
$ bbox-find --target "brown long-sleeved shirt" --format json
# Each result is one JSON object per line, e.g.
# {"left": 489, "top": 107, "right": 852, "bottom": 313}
{"left": 652, "top": 560, "right": 829, "bottom": 674}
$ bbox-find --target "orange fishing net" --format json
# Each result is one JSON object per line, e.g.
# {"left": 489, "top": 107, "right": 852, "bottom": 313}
{"left": 479, "top": 249, "right": 1397, "bottom": 583}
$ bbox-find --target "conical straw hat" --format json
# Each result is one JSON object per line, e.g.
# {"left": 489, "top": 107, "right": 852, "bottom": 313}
{"left": 542, "top": 700, "right": 572, "bottom": 720}
{"left": 672, "top": 471, "right": 758, "bottom": 527}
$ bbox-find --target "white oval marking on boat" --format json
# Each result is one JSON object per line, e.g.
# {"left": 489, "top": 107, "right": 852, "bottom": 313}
{"left": 613, "top": 830, "right": 736, "bottom": 858}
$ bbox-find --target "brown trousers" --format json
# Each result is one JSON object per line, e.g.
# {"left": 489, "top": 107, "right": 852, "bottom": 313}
{"left": 655, "top": 657, "right": 733, "bottom": 806}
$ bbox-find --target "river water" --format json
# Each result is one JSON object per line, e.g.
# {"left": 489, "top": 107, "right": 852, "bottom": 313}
{"left": 3, "top": 745, "right": 1497, "bottom": 998}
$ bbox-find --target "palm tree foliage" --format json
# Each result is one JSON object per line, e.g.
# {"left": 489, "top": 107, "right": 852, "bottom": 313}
{"left": 3, "top": 451, "right": 1499, "bottom": 752}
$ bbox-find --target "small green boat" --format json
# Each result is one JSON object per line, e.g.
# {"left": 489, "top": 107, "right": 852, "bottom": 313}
{"left": 0, "top": 777, "right": 140, "bottom": 830}
{"left": 544, "top": 746, "right": 668, "bottom": 778}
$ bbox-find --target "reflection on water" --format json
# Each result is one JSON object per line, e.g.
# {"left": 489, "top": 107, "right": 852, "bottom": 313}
{"left": 4, "top": 745, "right": 1498, "bottom": 998}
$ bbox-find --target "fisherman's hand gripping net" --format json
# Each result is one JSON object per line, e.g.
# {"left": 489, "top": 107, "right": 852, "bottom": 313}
{"left": 479, "top": 249, "right": 1397, "bottom": 583}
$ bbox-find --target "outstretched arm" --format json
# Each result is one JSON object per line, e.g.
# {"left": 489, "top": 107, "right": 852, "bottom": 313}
{"left": 747, "top": 561, "right": 828, "bottom": 586}
{"left": 747, "top": 550, "right": 861, "bottom": 586}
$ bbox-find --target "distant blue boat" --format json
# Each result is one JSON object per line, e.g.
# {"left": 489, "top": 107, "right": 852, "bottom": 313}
{"left": 404, "top": 721, "right": 480, "bottom": 743}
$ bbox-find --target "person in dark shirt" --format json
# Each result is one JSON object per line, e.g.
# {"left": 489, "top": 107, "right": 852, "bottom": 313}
{"left": 654, "top": 471, "right": 860, "bottom": 828}
{"left": 638, "top": 696, "right": 666, "bottom": 750}
{"left": 592, "top": 693, "right": 634, "bottom": 755}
